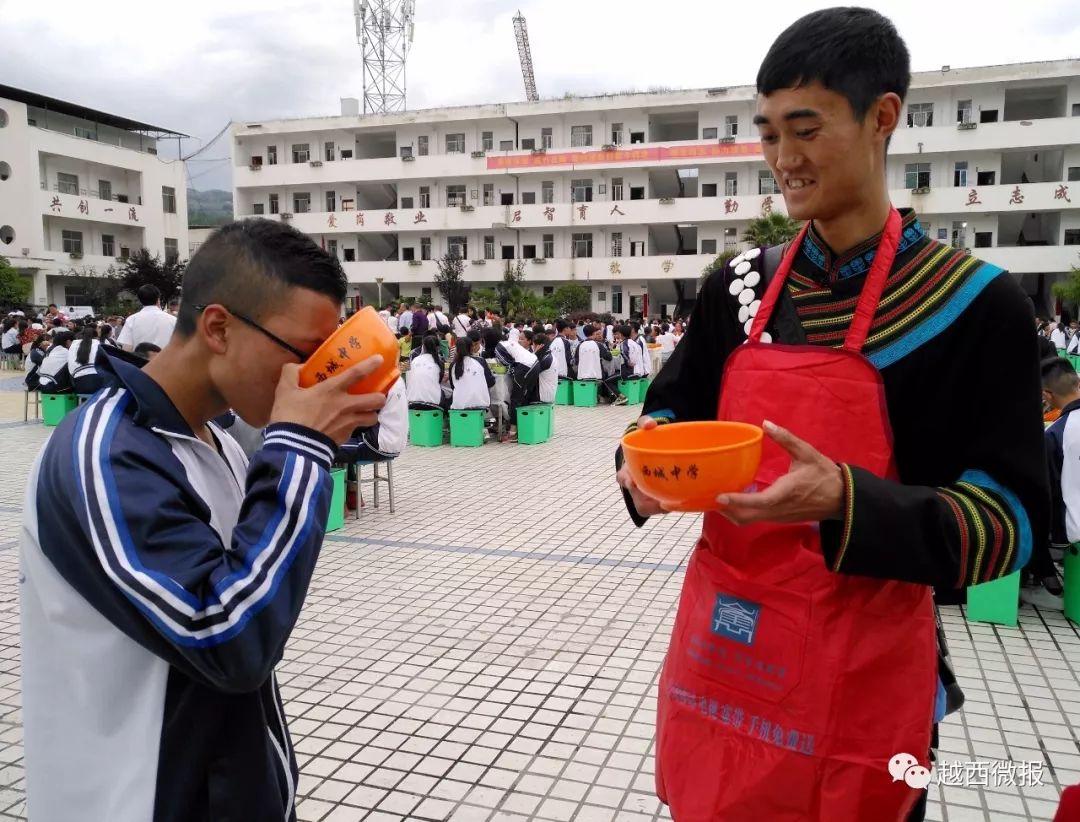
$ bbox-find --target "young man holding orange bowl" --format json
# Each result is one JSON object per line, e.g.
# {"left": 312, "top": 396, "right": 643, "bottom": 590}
{"left": 616, "top": 8, "right": 1046, "bottom": 821}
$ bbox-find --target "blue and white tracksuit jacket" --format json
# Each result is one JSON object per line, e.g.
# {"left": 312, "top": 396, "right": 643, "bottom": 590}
{"left": 20, "top": 349, "right": 336, "bottom": 822}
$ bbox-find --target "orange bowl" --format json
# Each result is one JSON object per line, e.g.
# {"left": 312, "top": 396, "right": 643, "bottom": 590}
{"left": 299, "top": 306, "right": 400, "bottom": 395}
{"left": 621, "top": 421, "right": 763, "bottom": 512}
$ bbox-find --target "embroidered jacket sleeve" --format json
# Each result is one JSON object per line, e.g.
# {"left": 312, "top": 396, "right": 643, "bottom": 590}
{"left": 819, "top": 275, "right": 1048, "bottom": 588}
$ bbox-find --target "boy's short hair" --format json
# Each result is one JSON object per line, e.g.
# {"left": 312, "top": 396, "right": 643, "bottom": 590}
{"left": 176, "top": 219, "right": 346, "bottom": 337}
{"left": 757, "top": 7, "right": 911, "bottom": 121}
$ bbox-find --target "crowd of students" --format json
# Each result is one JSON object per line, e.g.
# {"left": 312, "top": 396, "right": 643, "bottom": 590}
{"left": 379, "top": 301, "right": 685, "bottom": 441}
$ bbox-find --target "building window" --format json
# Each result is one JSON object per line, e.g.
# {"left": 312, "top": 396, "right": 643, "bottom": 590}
{"left": 522, "top": 192, "right": 536, "bottom": 205}
{"left": 1065, "top": 229, "right": 1080, "bottom": 246}
{"left": 543, "top": 234, "right": 554, "bottom": 258}
{"left": 421, "top": 287, "right": 432, "bottom": 298}
{"left": 974, "top": 232, "right": 992, "bottom": 248}
{"left": 953, "top": 161, "right": 968, "bottom": 188}
{"left": 500, "top": 140, "right": 514, "bottom": 151}
{"left": 294, "top": 192, "right": 311, "bottom": 213}
{"left": 74, "top": 126, "right": 96, "bottom": 141}
{"left": 701, "top": 239, "right": 718, "bottom": 255}
{"left": 267, "top": 146, "right": 277, "bottom": 165}
{"left": 542, "top": 181, "right": 554, "bottom": 203}
{"left": 907, "top": 103, "right": 934, "bottom": 128}
{"left": 402, "top": 247, "right": 415, "bottom": 261}
{"left": 101, "top": 234, "right": 115, "bottom": 257}
{"left": 61, "top": 230, "right": 83, "bottom": 255}
{"left": 572, "top": 233, "right": 593, "bottom": 258}
{"left": 702, "top": 183, "right": 718, "bottom": 198}
{"left": 292, "top": 143, "right": 310, "bottom": 163}
{"left": 523, "top": 244, "right": 537, "bottom": 259}
{"left": 544, "top": 286, "right": 555, "bottom": 297}
{"left": 611, "top": 284, "right": 622, "bottom": 314}
{"left": 611, "top": 123, "right": 623, "bottom": 145}
{"left": 98, "top": 180, "right": 112, "bottom": 201}
{"left": 521, "top": 138, "right": 536, "bottom": 150}
{"left": 400, "top": 196, "right": 413, "bottom": 209}
{"left": 269, "top": 193, "right": 279, "bottom": 214}
{"left": 482, "top": 184, "right": 494, "bottom": 206}
{"left": 724, "top": 227, "right": 738, "bottom": 251}
{"left": 327, "top": 240, "right": 338, "bottom": 258}
{"left": 164, "top": 238, "right": 179, "bottom": 263}
{"left": 447, "top": 185, "right": 466, "bottom": 207}
{"left": 419, "top": 186, "right": 430, "bottom": 208}
{"left": 977, "top": 170, "right": 996, "bottom": 186}
{"left": 904, "top": 163, "right": 931, "bottom": 189}
{"left": 343, "top": 248, "right": 356, "bottom": 262}
{"left": 482, "top": 131, "right": 494, "bottom": 151}
{"left": 725, "top": 115, "right": 739, "bottom": 138}
{"left": 484, "top": 236, "right": 495, "bottom": 260}
{"left": 571, "top": 178, "right": 593, "bottom": 203}
{"left": 340, "top": 198, "right": 354, "bottom": 211}
{"left": 951, "top": 221, "right": 967, "bottom": 249}
{"left": 418, "top": 135, "right": 429, "bottom": 156}
{"left": 1073, "top": 104, "right": 1080, "bottom": 117}
{"left": 611, "top": 232, "right": 623, "bottom": 257}
{"left": 611, "top": 178, "right": 624, "bottom": 201}
{"left": 57, "top": 172, "right": 79, "bottom": 195}
{"left": 326, "top": 191, "right": 336, "bottom": 212}
{"left": 324, "top": 141, "right": 335, "bottom": 161}
{"left": 340, "top": 149, "right": 353, "bottom": 159}
{"left": 160, "top": 186, "right": 176, "bottom": 214}
{"left": 253, "top": 203, "right": 265, "bottom": 215}
{"left": 448, "top": 236, "right": 467, "bottom": 258}
{"left": 1068, "top": 167, "right": 1080, "bottom": 182}
{"left": 758, "top": 170, "right": 781, "bottom": 195}
{"left": 725, "top": 172, "right": 738, "bottom": 196}
{"left": 571, "top": 125, "right": 593, "bottom": 147}
{"left": 541, "top": 127, "right": 553, "bottom": 149}
{"left": 702, "top": 127, "right": 718, "bottom": 140}
{"left": 421, "top": 237, "right": 431, "bottom": 260}
{"left": 446, "top": 133, "right": 466, "bottom": 153}
{"left": 957, "top": 100, "right": 972, "bottom": 125}
{"left": 501, "top": 245, "right": 515, "bottom": 260}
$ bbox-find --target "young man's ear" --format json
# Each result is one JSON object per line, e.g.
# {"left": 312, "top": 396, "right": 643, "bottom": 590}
{"left": 874, "top": 92, "right": 903, "bottom": 142}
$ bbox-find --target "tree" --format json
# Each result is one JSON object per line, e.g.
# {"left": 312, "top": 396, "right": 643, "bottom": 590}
{"left": 433, "top": 252, "right": 469, "bottom": 314}
{"left": 118, "top": 249, "right": 185, "bottom": 303}
{"left": 507, "top": 285, "right": 543, "bottom": 323}
{"left": 468, "top": 287, "right": 499, "bottom": 315}
{"left": 1052, "top": 255, "right": 1080, "bottom": 309}
{"left": 550, "top": 283, "right": 591, "bottom": 317}
{"left": 496, "top": 260, "right": 526, "bottom": 316}
{"left": 743, "top": 213, "right": 802, "bottom": 248}
{"left": 699, "top": 248, "right": 741, "bottom": 287}
{"left": 0, "top": 256, "right": 31, "bottom": 309}
{"left": 57, "top": 264, "right": 127, "bottom": 314}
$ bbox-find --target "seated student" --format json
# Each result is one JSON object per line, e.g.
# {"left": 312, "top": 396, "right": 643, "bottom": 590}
{"left": 449, "top": 333, "right": 496, "bottom": 410}
{"left": 133, "top": 342, "right": 162, "bottom": 361}
{"left": 574, "top": 324, "right": 626, "bottom": 405}
{"left": 37, "top": 331, "right": 75, "bottom": 394}
{"left": 530, "top": 333, "right": 558, "bottom": 405}
{"left": 495, "top": 329, "right": 540, "bottom": 439}
{"left": 406, "top": 334, "right": 450, "bottom": 410}
{"left": 336, "top": 378, "right": 408, "bottom": 463}
{"left": 98, "top": 323, "right": 120, "bottom": 349}
{"left": 24, "top": 337, "right": 49, "bottom": 391}
{"left": 482, "top": 326, "right": 502, "bottom": 360}
{"left": 68, "top": 327, "right": 104, "bottom": 396}
{"left": 1, "top": 319, "right": 21, "bottom": 354}
{"left": 632, "top": 323, "right": 652, "bottom": 380}
{"left": 616, "top": 325, "right": 645, "bottom": 381}
{"left": 548, "top": 319, "right": 575, "bottom": 382}
{"left": 397, "top": 327, "right": 412, "bottom": 363}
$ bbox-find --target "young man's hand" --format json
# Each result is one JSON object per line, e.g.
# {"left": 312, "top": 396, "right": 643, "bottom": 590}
{"left": 616, "top": 415, "right": 669, "bottom": 517}
{"left": 715, "top": 421, "right": 844, "bottom": 524}
{"left": 270, "top": 356, "right": 388, "bottom": 445}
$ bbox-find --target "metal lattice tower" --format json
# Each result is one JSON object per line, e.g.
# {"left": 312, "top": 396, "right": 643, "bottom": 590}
{"left": 512, "top": 11, "right": 539, "bottom": 102}
{"left": 354, "top": 0, "right": 416, "bottom": 114}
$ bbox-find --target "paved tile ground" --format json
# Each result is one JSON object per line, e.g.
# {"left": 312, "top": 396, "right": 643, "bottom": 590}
{"left": 0, "top": 385, "right": 1075, "bottom": 820}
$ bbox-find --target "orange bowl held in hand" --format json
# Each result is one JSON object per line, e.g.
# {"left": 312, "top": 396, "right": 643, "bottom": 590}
{"left": 299, "top": 306, "right": 401, "bottom": 395}
{"left": 621, "top": 421, "right": 763, "bottom": 512}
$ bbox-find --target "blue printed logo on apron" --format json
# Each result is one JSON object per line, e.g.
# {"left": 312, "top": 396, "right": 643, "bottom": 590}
{"left": 711, "top": 594, "right": 761, "bottom": 646}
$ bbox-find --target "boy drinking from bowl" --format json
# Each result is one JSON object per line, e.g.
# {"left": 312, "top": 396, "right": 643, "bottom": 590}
{"left": 21, "top": 219, "right": 387, "bottom": 821}
{"left": 615, "top": 8, "right": 1046, "bottom": 821}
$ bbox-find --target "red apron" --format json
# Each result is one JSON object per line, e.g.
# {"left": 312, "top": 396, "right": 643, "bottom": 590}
{"left": 655, "top": 209, "right": 938, "bottom": 821}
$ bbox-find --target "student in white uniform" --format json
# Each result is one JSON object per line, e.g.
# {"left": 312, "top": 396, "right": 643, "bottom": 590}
{"left": 1068, "top": 324, "right": 1080, "bottom": 355}
{"left": 406, "top": 334, "right": 449, "bottom": 410}
{"left": 495, "top": 329, "right": 540, "bottom": 439}
{"left": 68, "top": 327, "right": 104, "bottom": 396}
{"left": 531, "top": 333, "right": 558, "bottom": 404}
{"left": 24, "top": 337, "right": 49, "bottom": 391}
{"left": 657, "top": 323, "right": 677, "bottom": 365}
{"left": 453, "top": 309, "right": 473, "bottom": 338}
{"left": 574, "top": 324, "right": 626, "bottom": 405}
{"left": 548, "top": 319, "right": 574, "bottom": 381}
{"left": 116, "top": 285, "right": 177, "bottom": 352}
{"left": 633, "top": 323, "right": 652, "bottom": 378}
{"left": 1051, "top": 322, "right": 1069, "bottom": 352}
{"left": 616, "top": 325, "right": 645, "bottom": 379}
{"left": 37, "top": 331, "right": 75, "bottom": 394}
{"left": 337, "top": 378, "right": 408, "bottom": 462}
{"left": 449, "top": 334, "right": 496, "bottom": 409}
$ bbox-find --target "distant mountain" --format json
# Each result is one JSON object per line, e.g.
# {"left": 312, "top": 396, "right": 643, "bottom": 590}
{"left": 188, "top": 188, "right": 233, "bottom": 226}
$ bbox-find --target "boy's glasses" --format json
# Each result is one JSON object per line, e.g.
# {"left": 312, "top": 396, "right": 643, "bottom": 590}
{"left": 191, "top": 305, "right": 310, "bottom": 362}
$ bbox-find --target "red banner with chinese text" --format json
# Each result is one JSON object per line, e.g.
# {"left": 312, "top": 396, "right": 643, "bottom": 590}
{"left": 486, "top": 142, "right": 763, "bottom": 170}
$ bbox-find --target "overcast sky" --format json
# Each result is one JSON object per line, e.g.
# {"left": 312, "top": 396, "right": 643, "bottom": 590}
{"left": 3, "top": 0, "right": 1077, "bottom": 191}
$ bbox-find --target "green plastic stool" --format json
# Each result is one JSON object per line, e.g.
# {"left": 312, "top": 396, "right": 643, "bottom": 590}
{"left": 42, "top": 393, "right": 79, "bottom": 427}
{"left": 1065, "top": 545, "right": 1080, "bottom": 627}
{"left": 326, "top": 468, "right": 346, "bottom": 532}
{"left": 572, "top": 380, "right": 598, "bottom": 407}
{"left": 408, "top": 409, "right": 444, "bottom": 447}
{"left": 450, "top": 409, "right": 486, "bottom": 447}
{"left": 555, "top": 379, "right": 572, "bottom": 406}
{"left": 966, "top": 571, "right": 1020, "bottom": 627}
{"left": 618, "top": 379, "right": 644, "bottom": 405}
{"left": 517, "top": 405, "right": 552, "bottom": 445}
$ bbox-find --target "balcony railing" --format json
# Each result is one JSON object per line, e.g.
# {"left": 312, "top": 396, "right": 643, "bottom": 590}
{"left": 41, "top": 181, "right": 139, "bottom": 204}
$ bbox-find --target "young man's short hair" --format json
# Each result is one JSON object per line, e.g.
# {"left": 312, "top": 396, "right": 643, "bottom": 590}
{"left": 1042, "top": 357, "right": 1080, "bottom": 396}
{"left": 756, "top": 7, "right": 911, "bottom": 121}
{"left": 136, "top": 285, "right": 161, "bottom": 307}
{"left": 175, "top": 219, "right": 346, "bottom": 337}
